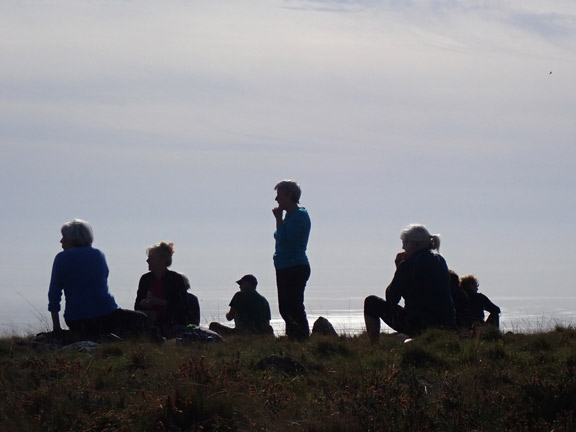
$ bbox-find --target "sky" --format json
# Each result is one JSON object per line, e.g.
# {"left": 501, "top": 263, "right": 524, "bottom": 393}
{"left": 1, "top": 0, "right": 576, "bottom": 334}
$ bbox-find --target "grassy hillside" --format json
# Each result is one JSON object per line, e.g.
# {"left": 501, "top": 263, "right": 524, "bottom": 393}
{"left": 1, "top": 327, "right": 576, "bottom": 431}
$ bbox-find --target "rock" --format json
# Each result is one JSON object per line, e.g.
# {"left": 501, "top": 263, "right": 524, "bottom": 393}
{"left": 256, "top": 354, "right": 304, "bottom": 374}
{"left": 312, "top": 316, "right": 338, "bottom": 337}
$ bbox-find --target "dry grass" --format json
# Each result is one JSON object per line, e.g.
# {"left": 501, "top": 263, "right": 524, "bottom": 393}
{"left": 1, "top": 327, "right": 576, "bottom": 431}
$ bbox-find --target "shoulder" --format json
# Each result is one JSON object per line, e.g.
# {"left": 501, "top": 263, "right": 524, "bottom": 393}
{"left": 298, "top": 207, "right": 310, "bottom": 218}
{"left": 165, "top": 270, "right": 190, "bottom": 286}
{"left": 290, "top": 207, "right": 311, "bottom": 225}
{"left": 417, "top": 250, "right": 446, "bottom": 265}
{"left": 255, "top": 291, "right": 270, "bottom": 303}
{"left": 56, "top": 247, "right": 103, "bottom": 261}
{"left": 231, "top": 291, "right": 244, "bottom": 300}
{"left": 139, "top": 272, "right": 154, "bottom": 282}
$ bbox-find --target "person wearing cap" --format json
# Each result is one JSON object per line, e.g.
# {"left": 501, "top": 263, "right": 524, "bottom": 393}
{"left": 209, "top": 275, "right": 274, "bottom": 336}
{"left": 273, "top": 180, "right": 311, "bottom": 340}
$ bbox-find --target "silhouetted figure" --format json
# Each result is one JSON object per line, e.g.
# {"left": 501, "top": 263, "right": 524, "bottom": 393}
{"left": 449, "top": 270, "right": 473, "bottom": 329}
{"left": 209, "top": 274, "right": 274, "bottom": 336}
{"left": 364, "top": 224, "right": 456, "bottom": 343}
{"left": 48, "top": 219, "right": 150, "bottom": 340}
{"left": 273, "top": 180, "right": 311, "bottom": 340}
{"left": 460, "top": 274, "right": 500, "bottom": 328}
{"left": 135, "top": 241, "right": 200, "bottom": 337}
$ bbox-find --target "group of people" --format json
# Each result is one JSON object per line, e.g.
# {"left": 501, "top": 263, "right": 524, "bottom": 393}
{"left": 47, "top": 180, "right": 311, "bottom": 341}
{"left": 47, "top": 179, "right": 498, "bottom": 343}
{"left": 363, "top": 224, "right": 500, "bottom": 343}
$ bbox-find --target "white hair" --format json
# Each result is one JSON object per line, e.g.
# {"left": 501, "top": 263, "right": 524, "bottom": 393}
{"left": 61, "top": 219, "right": 94, "bottom": 247}
{"left": 400, "top": 224, "right": 441, "bottom": 251}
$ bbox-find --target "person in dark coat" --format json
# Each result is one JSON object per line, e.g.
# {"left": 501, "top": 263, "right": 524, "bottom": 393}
{"left": 460, "top": 274, "right": 500, "bottom": 328}
{"left": 364, "top": 224, "right": 456, "bottom": 343}
{"left": 135, "top": 241, "right": 199, "bottom": 337}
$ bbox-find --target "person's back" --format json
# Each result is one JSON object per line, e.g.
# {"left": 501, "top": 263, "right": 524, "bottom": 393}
{"left": 460, "top": 274, "right": 500, "bottom": 327}
{"left": 469, "top": 292, "right": 500, "bottom": 323}
{"left": 231, "top": 289, "right": 272, "bottom": 334}
{"left": 49, "top": 246, "right": 118, "bottom": 320}
{"left": 398, "top": 249, "right": 455, "bottom": 329}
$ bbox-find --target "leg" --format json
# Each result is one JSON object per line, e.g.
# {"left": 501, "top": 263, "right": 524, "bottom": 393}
{"left": 364, "top": 295, "right": 416, "bottom": 339}
{"left": 104, "top": 309, "right": 151, "bottom": 337}
{"left": 276, "top": 265, "right": 311, "bottom": 340}
{"left": 364, "top": 295, "right": 383, "bottom": 344}
{"left": 208, "top": 322, "right": 236, "bottom": 336}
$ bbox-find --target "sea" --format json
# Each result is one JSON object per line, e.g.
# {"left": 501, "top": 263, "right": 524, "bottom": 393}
{"left": 2, "top": 293, "right": 576, "bottom": 337}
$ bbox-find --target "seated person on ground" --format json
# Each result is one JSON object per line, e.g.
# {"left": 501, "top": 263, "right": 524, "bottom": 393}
{"left": 48, "top": 219, "right": 150, "bottom": 340}
{"left": 364, "top": 224, "right": 456, "bottom": 343}
{"left": 449, "top": 270, "right": 473, "bottom": 329}
{"left": 209, "top": 274, "right": 274, "bottom": 336}
{"left": 460, "top": 274, "right": 500, "bottom": 328}
{"left": 135, "top": 241, "right": 200, "bottom": 337}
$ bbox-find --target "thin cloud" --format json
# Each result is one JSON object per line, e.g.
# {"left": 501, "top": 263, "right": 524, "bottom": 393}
{"left": 284, "top": 0, "right": 576, "bottom": 45}
{"left": 506, "top": 12, "right": 576, "bottom": 39}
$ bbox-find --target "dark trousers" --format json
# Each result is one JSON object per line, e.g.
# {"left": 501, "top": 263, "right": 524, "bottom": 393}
{"left": 66, "top": 309, "right": 150, "bottom": 340}
{"left": 276, "top": 264, "right": 311, "bottom": 340}
{"left": 364, "top": 295, "right": 422, "bottom": 336}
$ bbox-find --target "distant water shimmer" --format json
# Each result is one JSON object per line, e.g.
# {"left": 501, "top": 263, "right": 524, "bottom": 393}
{"left": 2, "top": 296, "right": 576, "bottom": 337}
{"left": 198, "top": 295, "right": 576, "bottom": 336}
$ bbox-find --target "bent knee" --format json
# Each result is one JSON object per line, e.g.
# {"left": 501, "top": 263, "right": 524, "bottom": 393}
{"left": 364, "top": 295, "right": 385, "bottom": 317}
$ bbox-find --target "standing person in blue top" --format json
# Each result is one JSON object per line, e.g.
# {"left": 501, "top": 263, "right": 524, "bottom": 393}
{"left": 273, "top": 180, "right": 311, "bottom": 340}
{"left": 364, "top": 224, "right": 456, "bottom": 343}
{"left": 48, "top": 219, "right": 149, "bottom": 340}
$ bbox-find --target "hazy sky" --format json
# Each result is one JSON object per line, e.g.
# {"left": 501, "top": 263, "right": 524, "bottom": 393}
{"left": 2, "top": 0, "right": 575, "bottom": 332}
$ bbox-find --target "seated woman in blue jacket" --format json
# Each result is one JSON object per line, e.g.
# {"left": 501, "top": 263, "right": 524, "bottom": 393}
{"left": 364, "top": 224, "right": 456, "bottom": 343}
{"left": 134, "top": 241, "right": 200, "bottom": 337}
{"left": 48, "top": 219, "right": 149, "bottom": 340}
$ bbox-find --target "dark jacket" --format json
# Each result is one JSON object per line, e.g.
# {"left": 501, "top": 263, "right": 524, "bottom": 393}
{"left": 386, "top": 249, "right": 456, "bottom": 330}
{"left": 468, "top": 292, "right": 500, "bottom": 324}
{"left": 135, "top": 270, "right": 200, "bottom": 330}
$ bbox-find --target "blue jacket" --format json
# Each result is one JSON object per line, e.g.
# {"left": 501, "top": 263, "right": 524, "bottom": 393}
{"left": 273, "top": 207, "right": 311, "bottom": 269}
{"left": 48, "top": 246, "right": 119, "bottom": 320}
{"left": 386, "top": 249, "right": 455, "bottom": 329}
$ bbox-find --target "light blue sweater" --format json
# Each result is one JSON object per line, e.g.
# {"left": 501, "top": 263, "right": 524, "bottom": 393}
{"left": 48, "top": 246, "right": 119, "bottom": 320}
{"left": 273, "top": 207, "right": 311, "bottom": 269}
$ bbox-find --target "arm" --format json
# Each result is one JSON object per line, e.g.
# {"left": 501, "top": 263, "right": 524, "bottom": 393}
{"left": 226, "top": 307, "right": 236, "bottom": 321}
{"left": 51, "top": 311, "right": 62, "bottom": 333}
{"left": 274, "top": 210, "right": 310, "bottom": 247}
{"left": 134, "top": 275, "right": 148, "bottom": 310}
{"left": 479, "top": 293, "right": 501, "bottom": 315}
{"left": 385, "top": 257, "right": 410, "bottom": 305}
{"left": 47, "top": 254, "right": 64, "bottom": 332}
{"left": 273, "top": 207, "right": 284, "bottom": 229}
